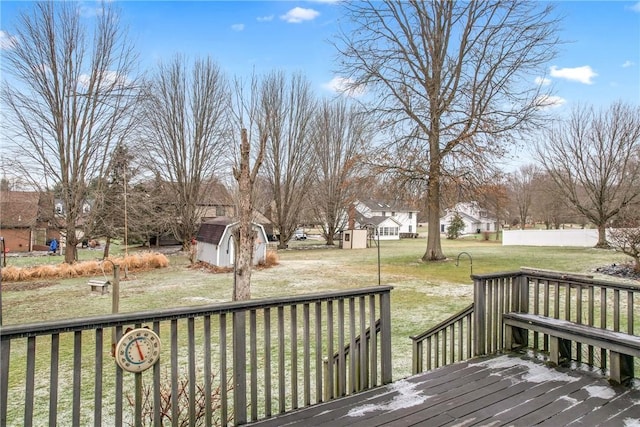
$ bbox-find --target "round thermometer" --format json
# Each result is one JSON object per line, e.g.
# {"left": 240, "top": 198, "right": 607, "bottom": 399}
{"left": 115, "top": 328, "right": 161, "bottom": 373}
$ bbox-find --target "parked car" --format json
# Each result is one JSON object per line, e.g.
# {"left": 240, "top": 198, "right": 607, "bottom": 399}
{"left": 294, "top": 229, "right": 307, "bottom": 240}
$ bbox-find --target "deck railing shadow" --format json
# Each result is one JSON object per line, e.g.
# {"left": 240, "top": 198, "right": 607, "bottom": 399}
{"left": 412, "top": 268, "right": 640, "bottom": 381}
{"left": 1, "top": 286, "right": 393, "bottom": 426}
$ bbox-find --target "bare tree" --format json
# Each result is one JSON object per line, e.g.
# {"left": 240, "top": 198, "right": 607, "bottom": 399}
{"left": 476, "top": 175, "right": 509, "bottom": 239}
{"left": 309, "top": 98, "right": 371, "bottom": 245}
{"left": 88, "top": 143, "right": 133, "bottom": 258}
{"left": 334, "top": 1, "right": 560, "bottom": 261}
{"left": 140, "top": 56, "right": 231, "bottom": 251}
{"left": 228, "top": 76, "right": 268, "bottom": 301}
{"left": 535, "top": 102, "right": 640, "bottom": 247}
{"left": 261, "top": 72, "right": 317, "bottom": 249}
{"left": 509, "top": 164, "right": 540, "bottom": 230}
{"left": 2, "top": 2, "right": 140, "bottom": 263}
{"left": 609, "top": 227, "right": 640, "bottom": 273}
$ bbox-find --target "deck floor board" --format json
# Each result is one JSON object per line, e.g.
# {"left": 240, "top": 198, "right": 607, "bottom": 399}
{"left": 247, "top": 354, "right": 640, "bottom": 426}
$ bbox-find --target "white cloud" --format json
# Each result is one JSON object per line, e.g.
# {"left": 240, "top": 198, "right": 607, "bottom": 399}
{"left": 0, "top": 30, "right": 18, "bottom": 50}
{"left": 78, "top": 70, "right": 127, "bottom": 89}
{"left": 536, "top": 94, "right": 566, "bottom": 110}
{"left": 549, "top": 65, "right": 597, "bottom": 85}
{"left": 280, "top": 7, "right": 320, "bottom": 23}
{"left": 630, "top": 2, "right": 640, "bottom": 12}
{"left": 231, "top": 24, "right": 245, "bottom": 31}
{"left": 534, "top": 77, "right": 551, "bottom": 86}
{"left": 622, "top": 60, "right": 635, "bottom": 68}
{"left": 322, "top": 76, "right": 366, "bottom": 97}
{"left": 257, "top": 15, "right": 274, "bottom": 22}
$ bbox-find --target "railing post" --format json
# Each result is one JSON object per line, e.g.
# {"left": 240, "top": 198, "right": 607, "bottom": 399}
{"left": 518, "top": 273, "right": 529, "bottom": 313}
{"left": 233, "top": 311, "right": 247, "bottom": 425}
{"left": 473, "top": 276, "right": 486, "bottom": 356}
{"left": 380, "top": 290, "right": 392, "bottom": 384}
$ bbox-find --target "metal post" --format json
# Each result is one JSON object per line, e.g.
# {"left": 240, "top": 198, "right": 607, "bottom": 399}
{"left": 377, "top": 228, "right": 381, "bottom": 285}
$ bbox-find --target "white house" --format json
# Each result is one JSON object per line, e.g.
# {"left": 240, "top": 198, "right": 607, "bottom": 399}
{"left": 195, "top": 217, "right": 268, "bottom": 267}
{"left": 440, "top": 202, "right": 497, "bottom": 235}
{"left": 351, "top": 199, "right": 419, "bottom": 240}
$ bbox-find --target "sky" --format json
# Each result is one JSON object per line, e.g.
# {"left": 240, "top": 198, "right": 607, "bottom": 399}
{"left": 1, "top": 0, "right": 638, "bottom": 112}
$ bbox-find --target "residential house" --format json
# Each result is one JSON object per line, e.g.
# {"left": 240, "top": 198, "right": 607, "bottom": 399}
{"left": 195, "top": 217, "right": 268, "bottom": 267}
{"left": 0, "top": 190, "right": 58, "bottom": 252}
{"left": 440, "top": 201, "right": 497, "bottom": 235}
{"left": 351, "top": 199, "right": 420, "bottom": 241}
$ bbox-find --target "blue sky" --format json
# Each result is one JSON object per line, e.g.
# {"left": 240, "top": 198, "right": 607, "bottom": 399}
{"left": 1, "top": 1, "right": 639, "bottom": 113}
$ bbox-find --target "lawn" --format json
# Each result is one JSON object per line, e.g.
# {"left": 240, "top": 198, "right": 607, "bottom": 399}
{"left": 2, "top": 235, "right": 630, "bottom": 375}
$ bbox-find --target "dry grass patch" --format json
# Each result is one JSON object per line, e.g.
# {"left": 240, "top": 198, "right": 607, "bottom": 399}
{"left": 1, "top": 252, "right": 170, "bottom": 282}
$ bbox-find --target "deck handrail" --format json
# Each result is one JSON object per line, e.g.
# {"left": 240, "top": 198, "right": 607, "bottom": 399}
{"left": 413, "top": 268, "right": 640, "bottom": 377}
{"left": 410, "top": 304, "right": 474, "bottom": 374}
{"left": 1, "top": 285, "right": 394, "bottom": 426}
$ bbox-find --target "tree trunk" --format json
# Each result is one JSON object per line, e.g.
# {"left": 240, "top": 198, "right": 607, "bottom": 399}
{"left": 103, "top": 236, "right": 111, "bottom": 259}
{"left": 423, "top": 155, "right": 445, "bottom": 261}
{"left": 595, "top": 223, "right": 610, "bottom": 248}
{"left": 64, "top": 220, "right": 79, "bottom": 264}
{"left": 233, "top": 129, "right": 255, "bottom": 301}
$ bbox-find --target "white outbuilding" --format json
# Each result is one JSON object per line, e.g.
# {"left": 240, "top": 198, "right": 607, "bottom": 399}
{"left": 195, "top": 217, "right": 268, "bottom": 267}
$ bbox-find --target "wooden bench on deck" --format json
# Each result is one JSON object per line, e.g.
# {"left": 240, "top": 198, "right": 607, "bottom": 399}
{"left": 88, "top": 279, "right": 110, "bottom": 295}
{"left": 503, "top": 312, "right": 640, "bottom": 384}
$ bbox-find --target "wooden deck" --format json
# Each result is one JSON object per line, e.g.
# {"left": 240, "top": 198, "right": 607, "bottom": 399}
{"left": 248, "top": 353, "right": 640, "bottom": 426}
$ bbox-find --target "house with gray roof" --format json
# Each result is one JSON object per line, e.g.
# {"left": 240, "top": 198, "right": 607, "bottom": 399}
{"left": 440, "top": 201, "right": 497, "bottom": 235}
{"left": 351, "top": 199, "right": 419, "bottom": 240}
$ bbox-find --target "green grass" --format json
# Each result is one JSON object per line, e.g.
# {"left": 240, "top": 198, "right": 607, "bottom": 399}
{"left": 2, "top": 237, "right": 628, "bottom": 326}
{"left": 1, "top": 237, "right": 634, "bottom": 424}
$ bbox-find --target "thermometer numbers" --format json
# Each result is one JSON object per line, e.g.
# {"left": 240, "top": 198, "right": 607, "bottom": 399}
{"left": 116, "top": 328, "right": 161, "bottom": 373}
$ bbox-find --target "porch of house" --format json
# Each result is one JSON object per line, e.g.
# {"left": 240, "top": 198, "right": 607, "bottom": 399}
{"left": 2, "top": 268, "right": 640, "bottom": 426}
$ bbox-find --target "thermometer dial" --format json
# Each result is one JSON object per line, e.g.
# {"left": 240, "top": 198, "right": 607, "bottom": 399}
{"left": 115, "top": 328, "right": 161, "bottom": 373}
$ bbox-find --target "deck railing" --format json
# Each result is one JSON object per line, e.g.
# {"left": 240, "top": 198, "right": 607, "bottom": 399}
{"left": 410, "top": 304, "right": 473, "bottom": 373}
{"left": 412, "top": 268, "right": 640, "bottom": 376}
{"left": 1, "top": 286, "right": 393, "bottom": 426}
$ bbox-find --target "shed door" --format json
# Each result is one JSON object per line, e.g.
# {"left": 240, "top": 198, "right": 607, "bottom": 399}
{"left": 228, "top": 236, "right": 235, "bottom": 265}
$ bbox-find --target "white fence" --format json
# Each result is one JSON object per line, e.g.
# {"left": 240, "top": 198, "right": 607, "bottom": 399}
{"left": 502, "top": 229, "right": 600, "bottom": 246}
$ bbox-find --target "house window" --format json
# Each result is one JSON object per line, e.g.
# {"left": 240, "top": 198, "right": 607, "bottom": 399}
{"left": 382, "top": 211, "right": 386, "bottom": 217}
{"left": 409, "top": 212, "right": 413, "bottom": 219}
{"left": 409, "top": 225, "right": 412, "bottom": 233}
{"left": 391, "top": 212, "right": 395, "bottom": 216}
{"left": 216, "top": 206, "right": 225, "bottom": 216}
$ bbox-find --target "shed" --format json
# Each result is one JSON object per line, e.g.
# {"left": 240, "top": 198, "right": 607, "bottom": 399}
{"left": 342, "top": 229, "right": 368, "bottom": 249}
{"left": 195, "top": 217, "right": 268, "bottom": 267}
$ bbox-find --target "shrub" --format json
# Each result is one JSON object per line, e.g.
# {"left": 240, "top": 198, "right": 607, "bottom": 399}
{"left": 125, "top": 371, "right": 234, "bottom": 427}
{"left": 2, "top": 252, "right": 170, "bottom": 282}
{"left": 446, "top": 213, "right": 465, "bottom": 240}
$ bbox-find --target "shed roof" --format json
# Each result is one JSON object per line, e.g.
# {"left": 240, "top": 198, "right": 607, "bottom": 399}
{"left": 196, "top": 217, "right": 234, "bottom": 245}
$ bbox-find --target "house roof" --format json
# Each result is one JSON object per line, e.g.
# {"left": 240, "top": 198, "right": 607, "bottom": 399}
{"left": 199, "top": 180, "right": 234, "bottom": 206}
{"left": 0, "top": 191, "right": 45, "bottom": 227}
{"left": 357, "top": 199, "right": 419, "bottom": 213}
{"left": 354, "top": 211, "right": 401, "bottom": 227}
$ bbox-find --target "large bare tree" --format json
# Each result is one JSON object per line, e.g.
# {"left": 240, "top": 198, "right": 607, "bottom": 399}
{"left": 140, "top": 56, "right": 231, "bottom": 250}
{"left": 309, "top": 98, "right": 371, "bottom": 245}
{"left": 334, "top": 0, "right": 560, "bottom": 261}
{"left": 261, "top": 71, "right": 317, "bottom": 249}
{"left": 1, "top": 2, "right": 140, "bottom": 263}
{"left": 509, "top": 164, "right": 540, "bottom": 230}
{"left": 535, "top": 102, "right": 640, "bottom": 247}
